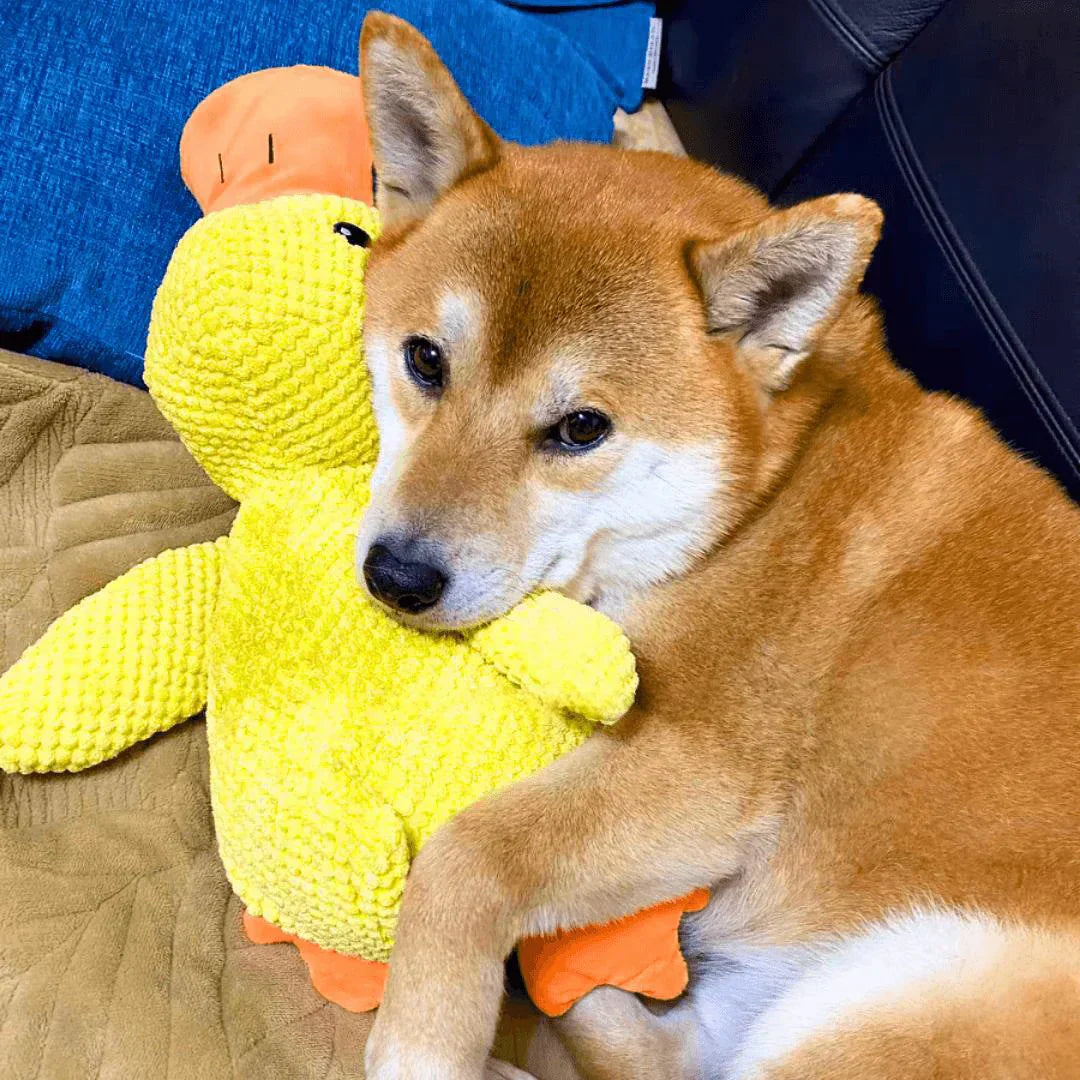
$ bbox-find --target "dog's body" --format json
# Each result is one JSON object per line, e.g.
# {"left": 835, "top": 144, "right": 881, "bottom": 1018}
{"left": 355, "top": 15, "right": 1080, "bottom": 1078}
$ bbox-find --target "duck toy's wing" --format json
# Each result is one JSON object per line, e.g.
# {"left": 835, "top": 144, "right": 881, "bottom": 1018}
{"left": 0, "top": 538, "right": 226, "bottom": 773}
{"left": 468, "top": 592, "right": 639, "bottom": 725}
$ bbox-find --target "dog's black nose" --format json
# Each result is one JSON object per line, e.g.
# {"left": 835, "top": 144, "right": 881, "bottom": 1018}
{"left": 363, "top": 540, "right": 447, "bottom": 614}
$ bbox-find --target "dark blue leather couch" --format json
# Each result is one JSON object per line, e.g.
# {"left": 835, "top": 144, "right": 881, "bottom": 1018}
{"left": 658, "top": 0, "right": 1079, "bottom": 499}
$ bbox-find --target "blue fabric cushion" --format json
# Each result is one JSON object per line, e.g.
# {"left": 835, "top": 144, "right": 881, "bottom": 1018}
{"left": 500, "top": 1, "right": 656, "bottom": 111}
{"left": 0, "top": 0, "right": 641, "bottom": 385}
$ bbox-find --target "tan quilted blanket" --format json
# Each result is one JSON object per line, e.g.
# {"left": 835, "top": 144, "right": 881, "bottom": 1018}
{"left": 0, "top": 724, "right": 384, "bottom": 1079}
{"left": 0, "top": 351, "right": 559, "bottom": 1079}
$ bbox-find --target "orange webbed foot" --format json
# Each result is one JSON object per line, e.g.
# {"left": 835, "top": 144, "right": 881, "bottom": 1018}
{"left": 517, "top": 889, "right": 710, "bottom": 1017}
{"left": 242, "top": 911, "right": 388, "bottom": 1012}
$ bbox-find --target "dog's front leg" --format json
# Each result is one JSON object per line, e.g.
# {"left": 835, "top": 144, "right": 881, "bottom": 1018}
{"left": 365, "top": 723, "right": 759, "bottom": 1080}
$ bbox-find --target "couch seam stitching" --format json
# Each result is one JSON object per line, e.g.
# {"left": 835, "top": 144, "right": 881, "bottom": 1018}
{"left": 875, "top": 67, "right": 1080, "bottom": 480}
{"left": 767, "top": 0, "right": 957, "bottom": 199}
{"left": 807, "top": 0, "right": 883, "bottom": 68}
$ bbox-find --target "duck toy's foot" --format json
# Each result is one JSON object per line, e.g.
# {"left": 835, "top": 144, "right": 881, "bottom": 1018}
{"left": 242, "top": 911, "right": 388, "bottom": 1012}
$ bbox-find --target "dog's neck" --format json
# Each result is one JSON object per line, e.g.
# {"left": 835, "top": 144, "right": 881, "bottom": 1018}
{"left": 609, "top": 339, "right": 924, "bottom": 661}
{"left": 591, "top": 310, "right": 887, "bottom": 631}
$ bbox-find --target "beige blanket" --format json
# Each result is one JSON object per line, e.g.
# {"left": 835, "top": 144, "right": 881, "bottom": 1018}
{"left": 0, "top": 723, "right": 382, "bottom": 1079}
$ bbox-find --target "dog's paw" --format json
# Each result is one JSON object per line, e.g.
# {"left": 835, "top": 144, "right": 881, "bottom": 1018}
{"left": 365, "top": 1036, "right": 485, "bottom": 1080}
{"left": 364, "top": 1054, "right": 530, "bottom": 1080}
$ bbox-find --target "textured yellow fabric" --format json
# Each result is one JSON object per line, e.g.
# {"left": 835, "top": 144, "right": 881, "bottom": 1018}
{"left": 471, "top": 591, "right": 641, "bottom": 725}
{"left": 0, "top": 540, "right": 224, "bottom": 773}
{"left": 145, "top": 197, "right": 380, "bottom": 502}
{"left": 0, "top": 193, "right": 638, "bottom": 963}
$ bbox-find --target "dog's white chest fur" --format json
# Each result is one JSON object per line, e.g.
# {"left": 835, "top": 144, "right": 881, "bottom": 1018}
{"left": 684, "top": 939, "right": 813, "bottom": 1078}
{"left": 687, "top": 908, "right": 1005, "bottom": 1078}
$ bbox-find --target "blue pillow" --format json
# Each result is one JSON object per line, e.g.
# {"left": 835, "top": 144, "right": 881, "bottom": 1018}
{"left": 0, "top": 0, "right": 652, "bottom": 385}
{"left": 499, "top": 1, "right": 656, "bottom": 111}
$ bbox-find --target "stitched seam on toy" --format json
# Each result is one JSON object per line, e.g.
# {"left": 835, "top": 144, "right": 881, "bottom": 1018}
{"left": 807, "top": 0, "right": 882, "bottom": 70}
{"left": 876, "top": 69, "right": 1080, "bottom": 482}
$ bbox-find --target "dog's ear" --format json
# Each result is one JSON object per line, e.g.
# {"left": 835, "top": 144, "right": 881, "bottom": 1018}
{"left": 691, "top": 194, "right": 882, "bottom": 392}
{"left": 360, "top": 12, "right": 500, "bottom": 229}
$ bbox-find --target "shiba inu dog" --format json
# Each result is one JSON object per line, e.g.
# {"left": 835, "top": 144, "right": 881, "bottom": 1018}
{"left": 354, "top": 13, "right": 1080, "bottom": 1079}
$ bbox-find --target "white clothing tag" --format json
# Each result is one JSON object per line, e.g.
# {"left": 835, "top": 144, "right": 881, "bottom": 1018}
{"left": 642, "top": 17, "right": 663, "bottom": 90}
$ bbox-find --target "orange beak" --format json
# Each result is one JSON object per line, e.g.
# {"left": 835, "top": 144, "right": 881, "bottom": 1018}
{"left": 180, "top": 65, "right": 374, "bottom": 214}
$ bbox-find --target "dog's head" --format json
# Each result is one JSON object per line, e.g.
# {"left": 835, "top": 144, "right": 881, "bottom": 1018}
{"left": 356, "top": 13, "right": 882, "bottom": 629}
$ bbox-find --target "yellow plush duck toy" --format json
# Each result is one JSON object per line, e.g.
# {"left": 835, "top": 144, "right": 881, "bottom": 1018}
{"left": 0, "top": 67, "right": 705, "bottom": 1018}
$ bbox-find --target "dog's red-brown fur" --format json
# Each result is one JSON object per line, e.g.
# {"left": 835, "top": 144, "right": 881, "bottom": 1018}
{"left": 357, "top": 14, "right": 1080, "bottom": 1079}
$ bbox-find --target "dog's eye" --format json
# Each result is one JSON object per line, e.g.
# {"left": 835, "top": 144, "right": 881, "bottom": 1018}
{"left": 549, "top": 410, "right": 611, "bottom": 451}
{"left": 333, "top": 221, "right": 370, "bottom": 247}
{"left": 404, "top": 336, "right": 444, "bottom": 389}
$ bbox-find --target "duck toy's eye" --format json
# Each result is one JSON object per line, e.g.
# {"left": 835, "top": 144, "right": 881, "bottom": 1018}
{"left": 333, "top": 221, "right": 370, "bottom": 247}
